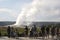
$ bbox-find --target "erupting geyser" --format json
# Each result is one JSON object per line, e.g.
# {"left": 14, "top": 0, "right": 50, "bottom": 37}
{"left": 15, "top": 0, "right": 60, "bottom": 26}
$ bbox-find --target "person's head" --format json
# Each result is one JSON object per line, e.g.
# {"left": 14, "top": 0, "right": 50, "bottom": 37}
{"left": 8, "top": 26, "right": 10, "bottom": 28}
{"left": 11, "top": 27, "right": 14, "bottom": 31}
{"left": 11, "top": 27, "right": 13, "bottom": 29}
{"left": 34, "top": 25, "right": 36, "bottom": 27}
{"left": 25, "top": 26, "right": 28, "bottom": 28}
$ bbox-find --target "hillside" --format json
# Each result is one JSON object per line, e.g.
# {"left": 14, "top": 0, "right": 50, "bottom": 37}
{"left": 0, "top": 21, "right": 15, "bottom": 26}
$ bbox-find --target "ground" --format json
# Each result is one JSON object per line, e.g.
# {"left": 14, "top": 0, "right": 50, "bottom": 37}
{"left": 0, "top": 36, "right": 59, "bottom": 40}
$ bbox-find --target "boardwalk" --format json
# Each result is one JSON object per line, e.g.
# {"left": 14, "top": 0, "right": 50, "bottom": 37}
{"left": 0, "top": 36, "right": 60, "bottom": 40}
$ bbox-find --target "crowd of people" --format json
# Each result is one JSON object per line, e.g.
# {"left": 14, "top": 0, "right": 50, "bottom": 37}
{"left": 7, "top": 26, "right": 18, "bottom": 38}
{"left": 0, "top": 24, "right": 60, "bottom": 39}
{"left": 29, "top": 25, "right": 60, "bottom": 39}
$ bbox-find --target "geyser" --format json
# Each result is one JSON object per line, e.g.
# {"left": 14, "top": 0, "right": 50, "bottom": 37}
{"left": 15, "top": 0, "right": 60, "bottom": 26}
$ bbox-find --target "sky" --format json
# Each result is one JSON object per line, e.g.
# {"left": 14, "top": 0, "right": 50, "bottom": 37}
{"left": 0, "top": 0, "right": 32, "bottom": 21}
{"left": 0, "top": 0, "right": 60, "bottom": 22}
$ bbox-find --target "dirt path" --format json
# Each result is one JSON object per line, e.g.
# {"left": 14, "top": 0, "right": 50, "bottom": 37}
{"left": 0, "top": 37, "right": 59, "bottom": 40}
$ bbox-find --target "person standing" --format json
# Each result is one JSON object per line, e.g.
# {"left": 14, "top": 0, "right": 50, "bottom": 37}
{"left": 46, "top": 26, "right": 50, "bottom": 39}
{"left": 51, "top": 26, "right": 56, "bottom": 39}
{"left": 24, "top": 26, "right": 29, "bottom": 37}
{"left": 56, "top": 27, "right": 60, "bottom": 40}
{"left": 7, "top": 26, "right": 11, "bottom": 38}
{"left": 0, "top": 30, "right": 1, "bottom": 37}
{"left": 10, "top": 27, "right": 15, "bottom": 37}
{"left": 41, "top": 25, "right": 46, "bottom": 39}
{"left": 33, "top": 25, "right": 37, "bottom": 37}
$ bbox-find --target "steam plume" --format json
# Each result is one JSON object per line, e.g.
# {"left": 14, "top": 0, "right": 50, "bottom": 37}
{"left": 15, "top": 0, "right": 60, "bottom": 26}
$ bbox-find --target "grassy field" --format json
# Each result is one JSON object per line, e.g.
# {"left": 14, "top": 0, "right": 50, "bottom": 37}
{"left": 0, "top": 26, "right": 40, "bottom": 36}
{"left": 0, "top": 27, "right": 23, "bottom": 36}
{"left": 0, "top": 24, "right": 60, "bottom": 37}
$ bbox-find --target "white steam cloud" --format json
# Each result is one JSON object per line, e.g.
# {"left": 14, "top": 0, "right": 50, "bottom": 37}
{"left": 15, "top": 0, "right": 60, "bottom": 26}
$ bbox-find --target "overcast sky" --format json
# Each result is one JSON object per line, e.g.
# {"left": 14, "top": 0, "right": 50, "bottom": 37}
{"left": 0, "top": 0, "right": 32, "bottom": 21}
{"left": 0, "top": 0, "right": 60, "bottom": 22}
